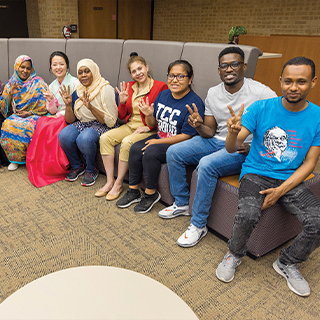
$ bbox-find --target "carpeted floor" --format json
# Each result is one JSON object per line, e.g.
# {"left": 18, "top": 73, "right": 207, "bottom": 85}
{"left": 0, "top": 164, "right": 320, "bottom": 319}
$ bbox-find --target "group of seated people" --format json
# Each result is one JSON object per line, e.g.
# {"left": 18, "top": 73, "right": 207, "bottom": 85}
{"left": 1, "top": 46, "right": 320, "bottom": 298}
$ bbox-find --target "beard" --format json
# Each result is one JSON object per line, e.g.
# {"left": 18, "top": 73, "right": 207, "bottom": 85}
{"left": 224, "top": 77, "right": 241, "bottom": 87}
{"left": 284, "top": 95, "right": 303, "bottom": 104}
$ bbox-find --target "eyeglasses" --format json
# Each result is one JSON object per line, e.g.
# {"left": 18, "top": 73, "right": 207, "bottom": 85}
{"left": 167, "top": 74, "right": 189, "bottom": 81}
{"left": 218, "top": 61, "right": 244, "bottom": 71}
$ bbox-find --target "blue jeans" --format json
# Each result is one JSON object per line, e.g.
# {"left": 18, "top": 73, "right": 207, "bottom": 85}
{"left": 228, "top": 174, "right": 320, "bottom": 264}
{"left": 59, "top": 124, "right": 100, "bottom": 173}
{"left": 166, "top": 135, "right": 247, "bottom": 228}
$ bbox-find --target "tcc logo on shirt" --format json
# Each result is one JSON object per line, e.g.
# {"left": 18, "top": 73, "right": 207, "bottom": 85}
{"left": 156, "top": 103, "right": 181, "bottom": 137}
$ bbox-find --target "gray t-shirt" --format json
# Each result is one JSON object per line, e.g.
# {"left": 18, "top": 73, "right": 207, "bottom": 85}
{"left": 205, "top": 78, "right": 277, "bottom": 143}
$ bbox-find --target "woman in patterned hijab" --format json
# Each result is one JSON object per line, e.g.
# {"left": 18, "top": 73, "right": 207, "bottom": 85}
{"left": 0, "top": 55, "right": 48, "bottom": 170}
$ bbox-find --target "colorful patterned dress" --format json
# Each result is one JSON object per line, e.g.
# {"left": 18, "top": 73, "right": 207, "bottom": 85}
{"left": 0, "top": 55, "right": 48, "bottom": 163}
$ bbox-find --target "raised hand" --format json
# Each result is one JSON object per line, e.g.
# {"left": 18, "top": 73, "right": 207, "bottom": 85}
{"left": 186, "top": 103, "right": 203, "bottom": 128}
{"left": 10, "top": 82, "right": 21, "bottom": 96}
{"left": 115, "top": 81, "right": 129, "bottom": 104}
{"left": 79, "top": 91, "right": 91, "bottom": 110}
{"left": 43, "top": 90, "right": 54, "bottom": 102}
{"left": 59, "top": 85, "right": 72, "bottom": 106}
{"left": 227, "top": 103, "right": 244, "bottom": 134}
{"left": 138, "top": 97, "right": 154, "bottom": 117}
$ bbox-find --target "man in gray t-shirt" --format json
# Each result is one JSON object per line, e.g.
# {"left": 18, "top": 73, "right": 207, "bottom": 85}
{"left": 158, "top": 46, "right": 277, "bottom": 247}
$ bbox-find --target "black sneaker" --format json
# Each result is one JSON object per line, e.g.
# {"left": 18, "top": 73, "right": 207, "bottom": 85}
{"left": 81, "top": 169, "right": 98, "bottom": 187}
{"left": 116, "top": 188, "right": 141, "bottom": 208}
{"left": 66, "top": 164, "right": 85, "bottom": 181}
{"left": 134, "top": 191, "right": 161, "bottom": 213}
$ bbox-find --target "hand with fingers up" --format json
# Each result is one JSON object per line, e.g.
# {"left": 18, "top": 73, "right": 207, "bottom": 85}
{"left": 59, "top": 84, "right": 72, "bottom": 107}
{"left": 43, "top": 90, "right": 54, "bottom": 102}
{"left": 79, "top": 91, "right": 92, "bottom": 110}
{"left": 186, "top": 103, "right": 203, "bottom": 128}
{"left": 6, "top": 82, "right": 21, "bottom": 113}
{"left": 10, "top": 82, "right": 21, "bottom": 96}
{"left": 116, "top": 81, "right": 130, "bottom": 104}
{"left": 138, "top": 97, "right": 154, "bottom": 117}
{"left": 227, "top": 103, "right": 244, "bottom": 134}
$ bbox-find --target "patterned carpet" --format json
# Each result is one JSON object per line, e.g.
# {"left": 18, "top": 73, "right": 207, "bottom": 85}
{"left": 0, "top": 165, "right": 320, "bottom": 319}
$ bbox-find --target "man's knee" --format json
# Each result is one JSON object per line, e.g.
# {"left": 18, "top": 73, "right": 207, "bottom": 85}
{"left": 232, "top": 214, "right": 257, "bottom": 232}
{"left": 167, "top": 143, "right": 186, "bottom": 166}
{"left": 303, "top": 211, "right": 320, "bottom": 235}
{"left": 196, "top": 154, "right": 217, "bottom": 177}
{"left": 237, "top": 196, "right": 263, "bottom": 225}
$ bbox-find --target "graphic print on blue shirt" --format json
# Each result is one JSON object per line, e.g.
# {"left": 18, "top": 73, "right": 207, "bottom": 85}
{"left": 261, "top": 126, "right": 291, "bottom": 162}
{"left": 155, "top": 102, "right": 181, "bottom": 137}
{"left": 240, "top": 96, "right": 320, "bottom": 181}
{"left": 153, "top": 89, "right": 204, "bottom": 139}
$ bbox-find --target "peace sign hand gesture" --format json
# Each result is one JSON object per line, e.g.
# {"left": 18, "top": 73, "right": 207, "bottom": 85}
{"left": 227, "top": 103, "right": 244, "bottom": 134}
{"left": 59, "top": 85, "right": 72, "bottom": 107}
{"left": 116, "top": 81, "right": 130, "bottom": 104}
{"left": 186, "top": 103, "right": 203, "bottom": 128}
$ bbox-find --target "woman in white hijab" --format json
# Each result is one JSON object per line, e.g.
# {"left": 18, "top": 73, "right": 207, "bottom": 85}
{"left": 59, "top": 59, "right": 118, "bottom": 187}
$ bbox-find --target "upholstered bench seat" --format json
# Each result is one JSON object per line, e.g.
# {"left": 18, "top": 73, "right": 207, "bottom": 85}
{"left": 189, "top": 172, "right": 320, "bottom": 257}
{"left": 96, "top": 145, "right": 320, "bottom": 258}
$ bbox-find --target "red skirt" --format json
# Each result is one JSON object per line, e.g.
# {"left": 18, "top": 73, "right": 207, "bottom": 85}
{"left": 26, "top": 116, "right": 69, "bottom": 187}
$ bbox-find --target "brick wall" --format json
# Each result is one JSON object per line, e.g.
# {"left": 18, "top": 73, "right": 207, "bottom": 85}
{"left": 26, "top": 0, "right": 79, "bottom": 38}
{"left": 153, "top": 0, "right": 320, "bottom": 43}
{"left": 24, "top": 0, "right": 320, "bottom": 41}
{"left": 25, "top": 0, "right": 41, "bottom": 38}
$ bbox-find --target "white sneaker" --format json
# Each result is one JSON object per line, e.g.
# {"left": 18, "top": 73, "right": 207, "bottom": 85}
{"left": 8, "top": 163, "right": 19, "bottom": 171}
{"left": 177, "top": 224, "right": 208, "bottom": 247}
{"left": 158, "top": 202, "right": 190, "bottom": 219}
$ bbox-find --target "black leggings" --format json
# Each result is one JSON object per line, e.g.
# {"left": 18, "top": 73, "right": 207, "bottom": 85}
{"left": 128, "top": 134, "right": 170, "bottom": 190}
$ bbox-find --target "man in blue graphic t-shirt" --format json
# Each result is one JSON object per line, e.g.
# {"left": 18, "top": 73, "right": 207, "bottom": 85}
{"left": 216, "top": 56, "right": 320, "bottom": 298}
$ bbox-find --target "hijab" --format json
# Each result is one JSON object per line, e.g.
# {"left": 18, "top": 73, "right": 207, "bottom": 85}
{"left": 74, "top": 59, "right": 109, "bottom": 115}
{"left": 1, "top": 55, "right": 48, "bottom": 113}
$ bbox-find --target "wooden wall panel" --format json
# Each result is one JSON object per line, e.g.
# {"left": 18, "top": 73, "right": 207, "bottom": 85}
{"left": 117, "top": 0, "right": 152, "bottom": 40}
{"left": 78, "top": 0, "right": 117, "bottom": 39}
{"left": 240, "top": 35, "right": 320, "bottom": 105}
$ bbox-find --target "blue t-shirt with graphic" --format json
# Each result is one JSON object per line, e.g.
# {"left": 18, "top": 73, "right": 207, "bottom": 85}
{"left": 153, "top": 89, "right": 204, "bottom": 139}
{"left": 240, "top": 96, "right": 320, "bottom": 180}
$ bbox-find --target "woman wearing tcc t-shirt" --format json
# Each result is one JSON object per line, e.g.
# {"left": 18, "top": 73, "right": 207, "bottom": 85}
{"left": 116, "top": 60, "right": 205, "bottom": 214}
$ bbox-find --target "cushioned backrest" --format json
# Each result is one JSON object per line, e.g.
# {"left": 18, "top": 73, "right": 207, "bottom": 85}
{"left": 0, "top": 39, "right": 9, "bottom": 85}
{"left": 118, "top": 40, "right": 184, "bottom": 86}
{"left": 181, "top": 43, "right": 262, "bottom": 101}
{"left": 240, "top": 44, "right": 263, "bottom": 79}
{"left": 8, "top": 38, "right": 66, "bottom": 85}
{"left": 66, "top": 39, "right": 124, "bottom": 88}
